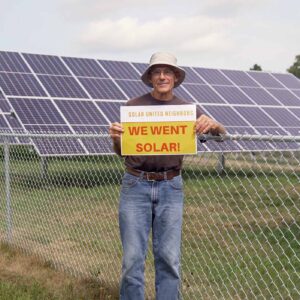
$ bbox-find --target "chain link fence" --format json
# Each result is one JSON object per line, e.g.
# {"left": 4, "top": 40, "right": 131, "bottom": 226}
{"left": 0, "top": 133, "right": 299, "bottom": 299}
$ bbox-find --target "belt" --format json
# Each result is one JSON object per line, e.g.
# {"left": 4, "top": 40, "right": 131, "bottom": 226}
{"left": 126, "top": 167, "right": 180, "bottom": 181}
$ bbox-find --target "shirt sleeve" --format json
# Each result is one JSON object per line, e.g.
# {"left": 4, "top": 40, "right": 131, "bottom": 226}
{"left": 196, "top": 105, "right": 203, "bottom": 118}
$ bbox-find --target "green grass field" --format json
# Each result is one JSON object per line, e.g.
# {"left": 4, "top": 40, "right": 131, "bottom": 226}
{"left": 0, "top": 148, "right": 299, "bottom": 299}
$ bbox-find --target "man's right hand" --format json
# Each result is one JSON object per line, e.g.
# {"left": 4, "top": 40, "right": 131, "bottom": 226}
{"left": 109, "top": 122, "right": 124, "bottom": 142}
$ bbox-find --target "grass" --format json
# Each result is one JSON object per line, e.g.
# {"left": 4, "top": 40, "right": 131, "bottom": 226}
{"left": 0, "top": 281, "right": 55, "bottom": 300}
{"left": 0, "top": 150, "right": 299, "bottom": 299}
{"left": 0, "top": 242, "right": 113, "bottom": 300}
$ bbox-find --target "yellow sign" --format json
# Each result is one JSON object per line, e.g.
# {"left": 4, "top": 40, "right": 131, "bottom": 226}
{"left": 121, "top": 105, "right": 197, "bottom": 155}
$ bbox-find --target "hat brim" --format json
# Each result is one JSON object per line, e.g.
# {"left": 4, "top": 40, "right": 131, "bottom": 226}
{"left": 141, "top": 63, "right": 185, "bottom": 88}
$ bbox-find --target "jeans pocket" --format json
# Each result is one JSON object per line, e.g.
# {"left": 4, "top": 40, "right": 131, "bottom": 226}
{"left": 122, "top": 173, "right": 140, "bottom": 189}
{"left": 168, "top": 175, "right": 183, "bottom": 190}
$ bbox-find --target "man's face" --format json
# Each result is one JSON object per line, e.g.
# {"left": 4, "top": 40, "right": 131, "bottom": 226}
{"left": 149, "top": 65, "right": 178, "bottom": 95}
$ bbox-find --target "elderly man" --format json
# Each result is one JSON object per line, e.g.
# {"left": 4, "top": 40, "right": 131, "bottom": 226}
{"left": 110, "top": 52, "right": 226, "bottom": 300}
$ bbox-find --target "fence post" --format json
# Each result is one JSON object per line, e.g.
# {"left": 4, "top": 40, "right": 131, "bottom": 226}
{"left": 217, "top": 152, "right": 225, "bottom": 174}
{"left": 4, "top": 137, "right": 12, "bottom": 243}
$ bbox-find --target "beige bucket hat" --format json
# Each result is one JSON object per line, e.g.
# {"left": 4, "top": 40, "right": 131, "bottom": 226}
{"left": 141, "top": 52, "right": 186, "bottom": 88}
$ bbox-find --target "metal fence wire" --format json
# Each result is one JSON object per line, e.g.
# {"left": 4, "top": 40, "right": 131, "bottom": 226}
{"left": 0, "top": 133, "right": 299, "bottom": 300}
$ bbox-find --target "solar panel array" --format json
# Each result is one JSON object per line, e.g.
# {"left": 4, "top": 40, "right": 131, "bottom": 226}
{"left": 0, "top": 50, "right": 300, "bottom": 156}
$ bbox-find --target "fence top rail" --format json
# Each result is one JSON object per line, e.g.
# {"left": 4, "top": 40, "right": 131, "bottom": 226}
{"left": 0, "top": 132, "right": 300, "bottom": 142}
{"left": 200, "top": 134, "right": 300, "bottom": 143}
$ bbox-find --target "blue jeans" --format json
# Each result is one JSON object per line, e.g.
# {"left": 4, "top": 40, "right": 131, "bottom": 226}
{"left": 119, "top": 172, "right": 184, "bottom": 300}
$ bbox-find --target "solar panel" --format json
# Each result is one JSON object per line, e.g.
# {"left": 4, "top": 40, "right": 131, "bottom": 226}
{"left": 247, "top": 72, "right": 284, "bottom": 88}
{"left": 62, "top": 57, "right": 109, "bottom": 78}
{"left": 292, "top": 90, "right": 300, "bottom": 98}
{"left": 73, "top": 125, "right": 112, "bottom": 154}
{"left": 23, "top": 53, "right": 71, "bottom": 75}
{"left": 289, "top": 108, "right": 300, "bottom": 119}
{"left": 173, "top": 86, "right": 195, "bottom": 102}
{"left": 54, "top": 100, "right": 109, "bottom": 125}
{"left": 240, "top": 87, "right": 281, "bottom": 106}
{"left": 0, "top": 73, "right": 47, "bottom": 97}
{"left": 0, "top": 90, "right": 11, "bottom": 113}
{"left": 220, "top": 69, "right": 259, "bottom": 87}
{"left": 0, "top": 50, "right": 299, "bottom": 156}
{"left": 193, "top": 68, "right": 233, "bottom": 85}
{"left": 0, "top": 114, "right": 11, "bottom": 131}
{"left": 266, "top": 89, "right": 300, "bottom": 106}
{"left": 33, "top": 137, "right": 86, "bottom": 155}
{"left": 0, "top": 51, "right": 30, "bottom": 73}
{"left": 202, "top": 105, "right": 249, "bottom": 126}
{"left": 271, "top": 73, "right": 300, "bottom": 89}
{"left": 213, "top": 86, "right": 254, "bottom": 105}
{"left": 183, "top": 84, "right": 226, "bottom": 104}
{"left": 255, "top": 127, "right": 299, "bottom": 150}
{"left": 234, "top": 106, "right": 278, "bottom": 127}
{"left": 229, "top": 126, "right": 273, "bottom": 151}
{"left": 96, "top": 102, "right": 124, "bottom": 123}
{"left": 100, "top": 60, "right": 140, "bottom": 80}
{"left": 9, "top": 98, "right": 66, "bottom": 125}
{"left": 183, "top": 67, "right": 206, "bottom": 84}
{"left": 131, "top": 62, "right": 147, "bottom": 74}
{"left": 38, "top": 75, "right": 89, "bottom": 98}
{"left": 78, "top": 77, "right": 127, "bottom": 100}
{"left": 262, "top": 107, "right": 300, "bottom": 127}
{"left": 115, "top": 80, "right": 151, "bottom": 99}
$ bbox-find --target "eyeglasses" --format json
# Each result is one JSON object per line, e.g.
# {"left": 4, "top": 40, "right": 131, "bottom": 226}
{"left": 151, "top": 68, "right": 175, "bottom": 77}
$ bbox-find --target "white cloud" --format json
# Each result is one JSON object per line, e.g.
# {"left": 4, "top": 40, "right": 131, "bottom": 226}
{"left": 79, "top": 15, "right": 234, "bottom": 55}
{"left": 59, "top": 0, "right": 163, "bottom": 20}
{"left": 60, "top": 0, "right": 269, "bottom": 20}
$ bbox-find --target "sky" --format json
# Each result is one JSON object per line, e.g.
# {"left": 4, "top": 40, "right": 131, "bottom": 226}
{"left": 0, "top": 0, "right": 299, "bottom": 73}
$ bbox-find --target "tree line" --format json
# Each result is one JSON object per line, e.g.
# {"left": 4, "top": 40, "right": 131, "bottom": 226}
{"left": 250, "top": 55, "right": 300, "bottom": 78}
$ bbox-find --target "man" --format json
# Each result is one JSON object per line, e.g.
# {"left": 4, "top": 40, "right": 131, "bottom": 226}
{"left": 109, "top": 52, "right": 226, "bottom": 300}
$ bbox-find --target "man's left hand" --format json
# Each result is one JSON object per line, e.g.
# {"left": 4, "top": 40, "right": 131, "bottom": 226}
{"left": 195, "top": 114, "right": 226, "bottom": 135}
